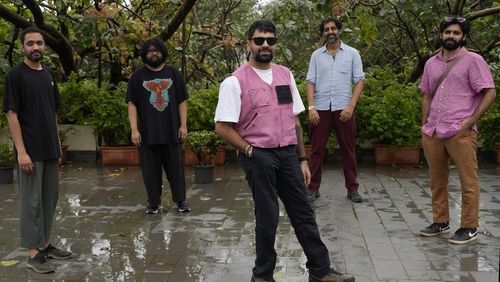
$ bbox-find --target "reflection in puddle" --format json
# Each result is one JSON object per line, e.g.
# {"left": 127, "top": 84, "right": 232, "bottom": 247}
{"left": 66, "top": 193, "right": 81, "bottom": 216}
{"left": 133, "top": 229, "right": 146, "bottom": 260}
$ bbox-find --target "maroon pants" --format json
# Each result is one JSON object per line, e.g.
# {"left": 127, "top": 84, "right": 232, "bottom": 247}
{"left": 308, "top": 110, "right": 358, "bottom": 192}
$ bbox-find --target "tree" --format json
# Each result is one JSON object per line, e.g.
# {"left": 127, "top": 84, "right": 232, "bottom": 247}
{"left": 0, "top": 0, "right": 198, "bottom": 82}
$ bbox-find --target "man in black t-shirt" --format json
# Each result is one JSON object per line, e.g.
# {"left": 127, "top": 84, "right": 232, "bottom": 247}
{"left": 3, "top": 27, "right": 72, "bottom": 274}
{"left": 127, "top": 38, "right": 191, "bottom": 214}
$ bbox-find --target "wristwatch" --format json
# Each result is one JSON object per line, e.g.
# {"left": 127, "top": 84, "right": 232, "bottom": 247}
{"left": 298, "top": 156, "right": 309, "bottom": 162}
{"left": 308, "top": 105, "right": 316, "bottom": 111}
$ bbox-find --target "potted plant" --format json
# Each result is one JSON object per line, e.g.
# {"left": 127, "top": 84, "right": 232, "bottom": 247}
{"left": 478, "top": 98, "right": 500, "bottom": 163}
{"left": 0, "top": 142, "right": 15, "bottom": 184}
{"left": 183, "top": 130, "right": 224, "bottom": 184}
{"left": 58, "top": 126, "right": 79, "bottom": 165}
{"left": 357, "top": 67, "right": 421, "bottom": 164}
{"left": 86, "top": 82, "right": 138, "bottom": 165}
{"left": 186, "top": 81, "right": 226, "bottom": 165}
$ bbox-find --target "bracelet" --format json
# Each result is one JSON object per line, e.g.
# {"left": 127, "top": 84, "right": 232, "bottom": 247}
{"left": 307, "top": 105, "right": 316, "bottom": 111}
{"left": 298, "top": 156, "right": 309, "bottom": 162}
{"left": 245, "top": 145, "right": 253, "bottom": 158}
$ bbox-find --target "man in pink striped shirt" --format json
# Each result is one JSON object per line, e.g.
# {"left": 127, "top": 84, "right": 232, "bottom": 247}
{"left": 418, "top": 16, "right": 496, "bottom": 244}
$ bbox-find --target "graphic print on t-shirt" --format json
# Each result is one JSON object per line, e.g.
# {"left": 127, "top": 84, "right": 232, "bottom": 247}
{"left": 142, "top": 78, "right": 173, "bottom": 111}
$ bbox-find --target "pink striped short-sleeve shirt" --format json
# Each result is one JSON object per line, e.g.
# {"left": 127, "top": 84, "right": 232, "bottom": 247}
{"left": 419, "top": 47, "right": 495, "bottom": 139}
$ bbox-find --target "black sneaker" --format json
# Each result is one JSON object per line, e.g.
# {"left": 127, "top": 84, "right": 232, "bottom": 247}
{"left": 315, "top": 190, "right": 321, "bottom": 199}
{"left": 40, "top": 244, "right": 72, "bottom": 259}
{"left": 145, "top": 204, "right": 160, "bottom": 214}
{"left": 347, "top": 191, "right": 363, "bottom": 202}
{"left": 448, "top": 228, "right": 478, "bottom": 244}
{"left": 177, "top": 200, "right": 191, "bottom": 212}
{"left": 309, "top": 268, "right": 355, "bottom": 282}
{"left": 419, "top": 222, "right": 450, "bottom": 237}
{"left": 26, "top": 251, "right": 55, "bottom": 274}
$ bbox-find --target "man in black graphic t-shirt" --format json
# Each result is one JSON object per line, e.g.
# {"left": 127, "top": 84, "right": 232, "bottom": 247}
{"left": 126, "top": 38, "right": 191, "bottom": 214}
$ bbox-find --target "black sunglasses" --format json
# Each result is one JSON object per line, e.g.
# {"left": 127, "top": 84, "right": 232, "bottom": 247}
{"left": 445, "top": 16, "right": 466, "bottom": 23}
{"left": 251, "top": 37, "right": 278, "bottom": 46}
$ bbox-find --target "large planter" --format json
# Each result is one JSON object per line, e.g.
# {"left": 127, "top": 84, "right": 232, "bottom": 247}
{"left": 193, "top": 164, "right": 215, "bottom": 184}
{"left": 0, "top": 166, "right": 14, "bottom": 184}
{"left": 100, "top": 146, "right": 139, "bottom": 165}
{"left": 374, "top": 144, "right": 420, "bottom": 165}
{"left": 184, "top": 147, "right": 225, "bottom": 166}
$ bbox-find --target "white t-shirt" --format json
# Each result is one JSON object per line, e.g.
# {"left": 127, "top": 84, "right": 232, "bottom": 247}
{"left": 214, "top": 66, "right": 305, "bottom": 123}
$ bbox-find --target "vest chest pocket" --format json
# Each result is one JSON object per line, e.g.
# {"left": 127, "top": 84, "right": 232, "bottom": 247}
{"left": 248, "top": 88, "right": 272, "bottom": 109}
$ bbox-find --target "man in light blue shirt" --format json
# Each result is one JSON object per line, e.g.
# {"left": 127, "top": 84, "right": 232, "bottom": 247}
{"left": 306, "top": 17, "right": 365, "bottom": 203}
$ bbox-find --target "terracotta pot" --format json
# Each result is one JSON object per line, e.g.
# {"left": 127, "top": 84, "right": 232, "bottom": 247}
{"left": 184, "top": 147, "right": 225, "bottom": 166}
{"left": 374, "top": 144, "right": 420, "bottom": 165}
{"left": 100, "top": 146, "right": 139, "bottom": 165}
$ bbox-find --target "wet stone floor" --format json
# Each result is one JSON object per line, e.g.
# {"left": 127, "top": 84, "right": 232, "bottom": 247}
{"left": 0, "top": 160, "right": 499, "bottom": 281}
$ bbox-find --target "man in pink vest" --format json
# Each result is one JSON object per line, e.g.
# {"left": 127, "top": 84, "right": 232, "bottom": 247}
{"left": 215, "top": 20, "right": 355, "bottom": 282}
{"left": 419, "top": 16, "right": 496, "bottom": 244}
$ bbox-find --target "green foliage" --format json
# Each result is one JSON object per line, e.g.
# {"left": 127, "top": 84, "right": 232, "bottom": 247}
{"left": 0, "top": 142, "right": 14, "bottom": 167}
{"left": 59, "top": 73, "right": 100, "bottom": 124}
{"left": 357, "top": 66, "right": 421, "bottom": 148}
{"left": 86, "top": 82, "right": 130, "bottom": 146}
{"left": 59, "top": 75, "right": 130, "bottom": 146}
{"left": 478, "top": 94, "right": 500, "bottom": 152}
{"left": 183, "top": 130, "right": 224, "bottom": 165}
{"left": 187, "top": 81, "right": 219, "bottom": 132}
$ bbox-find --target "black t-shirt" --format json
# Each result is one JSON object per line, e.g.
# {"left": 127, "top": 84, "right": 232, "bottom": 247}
{"left": 126, "top": 65, "right": 188, "bottom": 145}
{"left": 2, "top": 62, "right": 61, "bottom": 160}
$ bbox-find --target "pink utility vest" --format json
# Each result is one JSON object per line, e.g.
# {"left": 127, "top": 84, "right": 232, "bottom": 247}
{"left": 233, "top": 63, "right": 297, "bottom": 148}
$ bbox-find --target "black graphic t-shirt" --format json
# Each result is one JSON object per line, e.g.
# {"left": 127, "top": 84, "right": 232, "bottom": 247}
{"left": 126, "top": 65, "right": 188, "bottom": 145}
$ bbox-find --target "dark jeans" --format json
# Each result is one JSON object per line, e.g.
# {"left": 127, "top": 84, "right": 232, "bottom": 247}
{"left": 239, "top": 145, "right": 330, "bottom": 280}
{"left": 139, "top": 143, "right": 186, "bottom": 205}
{"left": 308, "top": 110, "right": 358, "bottom": 191}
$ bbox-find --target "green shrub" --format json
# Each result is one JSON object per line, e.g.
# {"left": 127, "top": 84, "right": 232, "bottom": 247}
{"left": 0, "top": 142, "right": 14, "bottom": 167}
{"left": 59, "top": 75, "right": 130, "bottom": 146}
{"left": 357, "top": 66, "right": 421, "bottom": 148}
{"left": 478, "top": 98, "right": 499, "bottom": 152}
{"left": 188, "top": 81, "right": 219, "bottom": 132}
{"left": 183, "top": 130, "right": 224, "bottom": 165}
{"left": 86, "top": 82, "right": 130, "bottom": 146}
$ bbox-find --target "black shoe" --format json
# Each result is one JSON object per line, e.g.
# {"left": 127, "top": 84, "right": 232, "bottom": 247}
{"left": 309, "top": 268, "right": 355, "bottom": 282}
{"left": 347, "top": 191, "right": 363, "bottom": 202}
{"left": 419, "top": 222, "right": 450, "bottom": 237}
{"left": 40, "top": 244, "right": 72, "bottom": 259}
{"left": 26, "top": 251, "right": 55, "bottom": 274}
{"left": 251, "top": 274, "right": 275, "bottom": 282}
{"left": 448, "top": 228, "right": 478, "bottom": 244}
{"left": 145, "top": 204, "right": 160, "bottom": 214}
{"left": 177, "top": 200, "right": 191, "bottom": 212}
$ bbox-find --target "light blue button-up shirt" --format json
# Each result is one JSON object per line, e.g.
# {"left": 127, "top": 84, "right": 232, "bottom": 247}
{"left": 306, "top": 42, "right": 365, "bottom": 111}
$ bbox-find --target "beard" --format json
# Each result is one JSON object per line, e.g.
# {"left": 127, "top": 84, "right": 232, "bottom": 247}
{"left": 251, "top": 50, "right": 273, "bottom": 63}
{"left": 26, "top": 51, "right": 43, "bottom": 62}
{"left": 441, "top": 38, "right": 463, "bottom": 51}
{"left": 143, "top": 56, "right": 165, "bottom": 68}
{"left": 326, "top": 34, "right": 338, "bottom": 44}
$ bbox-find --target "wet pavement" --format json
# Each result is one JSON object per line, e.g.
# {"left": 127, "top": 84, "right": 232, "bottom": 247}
{"left": 0, "top": 159, "right": 499, "bottom": 281}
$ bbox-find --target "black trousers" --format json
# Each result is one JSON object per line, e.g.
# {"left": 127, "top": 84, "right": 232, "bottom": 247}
{"left": 139, "top": 143, "right": 186, "bottom": 205}
{"left": 239, "top": 145, "right": 331, "bottom": 280}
